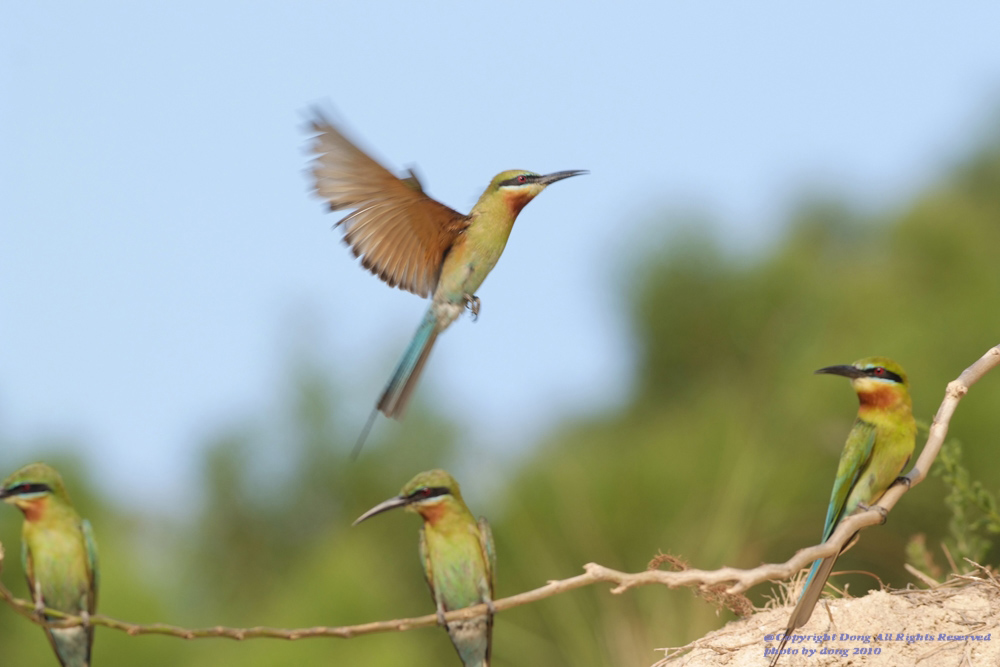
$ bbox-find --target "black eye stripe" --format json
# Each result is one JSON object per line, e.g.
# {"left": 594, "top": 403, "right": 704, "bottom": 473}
{"left": 865, "top": 367, "right": 903, "bottom": 383}
{"left": 499, "top": 174, "right": 536, "bottom": 187}
{"left": 407, "top": 486, "right": 451, "bottom": 501}
{"left": 6, "top": 483, "right": 51, "bottom": 496}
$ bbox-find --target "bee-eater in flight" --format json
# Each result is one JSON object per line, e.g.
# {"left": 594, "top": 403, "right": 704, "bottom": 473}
{"left": 308, "top": 112, "right": 586, "bottom": 453}
{"left": 1, "top": 463, "right": 98, "bottom": 667}
{"left": 354, "top": 469, "right": 496, "bottom": 667}
{"left": 770, "top": 357, "right": 916, "bottom": 666}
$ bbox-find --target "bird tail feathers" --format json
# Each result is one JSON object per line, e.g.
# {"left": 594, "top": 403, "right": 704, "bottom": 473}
{"left": 377, "top": 309, "right": 439, "bottom": 419}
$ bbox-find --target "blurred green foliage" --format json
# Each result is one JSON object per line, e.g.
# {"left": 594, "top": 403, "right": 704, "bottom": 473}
{"left": 933, "top": 437, "right": 1000, "bottom": 565}
{"left": 3, "top": 134, "right": 1000, "bottom": 666}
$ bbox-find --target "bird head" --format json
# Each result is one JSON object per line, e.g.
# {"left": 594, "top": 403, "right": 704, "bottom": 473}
{"left": 0, "top": 463, "right": 70, "bottom": 521}
{"left": 815, "top": 356, "right": 911, "bottom": 408}
{"left": 484, "top": 169, "right": 588, "bottom": 216}
{"left": 353, "top": 469, "right": 465, "bottom": 526}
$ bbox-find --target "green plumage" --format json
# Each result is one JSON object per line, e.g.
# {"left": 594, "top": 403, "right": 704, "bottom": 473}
{"left": 309, "top": 116, "right": 585, "bottom": 452}
{"left": 375, "top": 169, "right": 587, "bottom": 423}
{"left": 770, "top": 357, "right": 916, "bottom": 667}
{"left": 355, "top": 469, "right": 495, "bottom": 667}
{"left": 1, "top": 463, "right": 98, "bottom": 667}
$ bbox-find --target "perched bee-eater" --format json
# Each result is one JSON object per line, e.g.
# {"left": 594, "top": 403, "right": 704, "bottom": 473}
{"left": 770, "top": 357, "right": 916, "bottom": 666}
{"left": 309, "top": 114, "right": 586, "bottom": 451}
{"left": 0, "top": 463, "right": 98, "bottom": 667}
{"left": 354, "top": 469, "right": 496, "bottom": 667}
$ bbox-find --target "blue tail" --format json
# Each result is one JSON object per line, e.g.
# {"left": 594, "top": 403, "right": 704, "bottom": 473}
{"left": 378, "top": 308, "right": 439, "bottom": 419}
{"left": 799, "top": 557, "right": 823, "bottom": 597}
{"left": 773, "top": 532, "right": 847, "bottom": 666}
{"left": 351, "top": 308, "right": 439, "bottom": 458}
{"left": 449, "top": 613, "right": 492, "bottom": 667}
{"left": 798, "top": 515, "right": 850, "bottom": 603}
{"left": 48, "top": 624, "right": 93, "bottom": 667}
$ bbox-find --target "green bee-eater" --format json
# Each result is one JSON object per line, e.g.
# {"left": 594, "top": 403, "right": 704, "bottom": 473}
{"left": 354, "top": 469, "right": 496, "bottom": 667}
{"left": 0, "top": 463, "right": 98, "bottom": 667}
{"left": 770, "top": 357, "right": 915, "bottom": 666}
{"left": 309, "top": 114, "right": 586, "bottom": 449}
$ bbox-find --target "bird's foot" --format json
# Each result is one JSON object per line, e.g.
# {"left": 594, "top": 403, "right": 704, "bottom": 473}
{"left": 485, "top": 599, "right": 497, "bottom": 615}
{"left": 436, "top": 608, "right": 448, "bottom": 627}
{"left": 895, "top": 471, "right": 916, "bottom": 489}
{"left": 80, "top": 609, "right": 90, "bottom": 628}
{"left": 858, "top": 502, "right": 889, "bottom": 524}
{"left": 464, "top": 294, "right": 481, "bottom": 321}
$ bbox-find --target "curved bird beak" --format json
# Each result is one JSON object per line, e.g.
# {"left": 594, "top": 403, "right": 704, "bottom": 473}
{"left": 815, "top": 364, "right": 865, "bottom": 379}
{"left": 353, "top": 495, "right": 409, "bottom": 526}
{"left": 538, "top": 170, "right": 588, "bottom": 186}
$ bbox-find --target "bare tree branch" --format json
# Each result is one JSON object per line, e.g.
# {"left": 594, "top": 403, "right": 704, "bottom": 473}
{"left": 1, "top": 344, "right": 997, "bottom": 641}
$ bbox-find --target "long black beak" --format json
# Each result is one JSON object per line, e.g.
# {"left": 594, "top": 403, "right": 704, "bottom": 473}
{"left": 353, "top": 495, "right": 409, "bottom": 526}
{"left": 538, "top": 170, "right": 588, "bottom": 186}
{"left": 815, "top": 364, "right": 865, "bottom": 379}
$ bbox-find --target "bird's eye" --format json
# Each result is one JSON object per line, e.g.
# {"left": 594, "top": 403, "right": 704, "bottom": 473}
{"left": 415, "top": 488, "right": 432, "bottom": 498}
{"left": 517, "top": 174, "right": 527, "bottom": 184}
{"left": 873, "top": 367, "right": 886, "bottom": 377}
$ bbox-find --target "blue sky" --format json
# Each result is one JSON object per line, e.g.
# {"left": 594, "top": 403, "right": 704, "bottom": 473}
{"left": 3, "top": 2, "right": 999, "bottom": 508}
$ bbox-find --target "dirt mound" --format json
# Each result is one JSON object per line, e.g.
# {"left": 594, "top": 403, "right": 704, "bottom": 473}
{"left": 655, "top": 575, "right": 999, "bottom": 666}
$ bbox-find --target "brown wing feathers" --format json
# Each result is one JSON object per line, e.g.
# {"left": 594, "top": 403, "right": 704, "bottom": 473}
{"left": 310, "top": 115, "right": 469, "bottom": 297}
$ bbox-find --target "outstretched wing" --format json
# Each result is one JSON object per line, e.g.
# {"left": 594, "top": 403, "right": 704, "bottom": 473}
{"left": 309, "top": 113, "right": 470, "bottom": 298}
{"left": 822, "top": 418, "right": 877, "bottom": 541}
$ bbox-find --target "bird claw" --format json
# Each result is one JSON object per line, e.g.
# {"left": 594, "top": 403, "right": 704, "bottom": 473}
{"left": 859, "top": 502, "right": 889, "bottom": 524}
{"left": 464, "top": 294, "right": 481, "bottom": 321}
{"left": 80, "top": 609, "right": 91, "bottom": 628}
{"left": 464, "top": 294, "right": 481, "bottom": 320}
{"left": 436, "top": 609, "right": 448, "bottom": 627}
{"left": 894, "top": 472, "right": 914, "bottom": 489}
{"left": 485, "top": 599, "right": 497, "bottom": 615}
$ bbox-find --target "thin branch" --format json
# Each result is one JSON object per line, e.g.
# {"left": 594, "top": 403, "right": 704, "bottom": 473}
{"left": 1, "top": 344, "right": 996, "bottom": 641}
